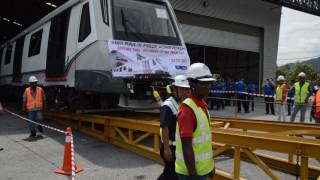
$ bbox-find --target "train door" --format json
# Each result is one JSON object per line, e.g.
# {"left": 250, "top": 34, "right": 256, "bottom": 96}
{"left": 12, "top": 36, "right": 25, "bottom": 82}
{"left": 46, "top": 9, "right": 71, "bottom": 80}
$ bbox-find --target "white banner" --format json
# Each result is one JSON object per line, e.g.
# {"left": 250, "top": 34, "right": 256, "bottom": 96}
{"left": 108, "top": 40, "right": 190, "bottom": 77}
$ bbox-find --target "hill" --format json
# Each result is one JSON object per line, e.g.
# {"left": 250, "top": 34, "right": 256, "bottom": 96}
{"left": 280, "top": 57, "right": 320, "bottom": 71}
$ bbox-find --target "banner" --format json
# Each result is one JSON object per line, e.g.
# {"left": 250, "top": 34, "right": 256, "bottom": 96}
{"left": 108, "top": 40, "right": 190, "bottom": 77}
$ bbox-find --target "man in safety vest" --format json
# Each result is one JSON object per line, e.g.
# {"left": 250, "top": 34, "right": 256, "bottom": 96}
{"left": 275, "top": 75, "right": 288, "bottom": 121}
{"left": 158, "top": 75, "right": 190, "bottom": 180}
{"left": 290, "top": 72, "right": 312, "bottom": 123}
{"left": 22, "top": 76, "right": 46, "bottom": 138}
{"left": 176, "top": 63, "right": 215, "bottom": 180}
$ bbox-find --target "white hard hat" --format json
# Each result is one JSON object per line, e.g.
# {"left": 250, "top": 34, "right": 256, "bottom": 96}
{"left": 29, "top": 76, "right": 38, "bottom": 83}
{"left": 298, "top": 72, "right": 306, "bottom": 77}
{"left": 172, "top": 75, "right": 190, "bottom": 88}
{"left": 186, "top": 63, "right": 215, "bottom": 81}
{"left": 277, "top": 75, "right": 285, "bottom": 81}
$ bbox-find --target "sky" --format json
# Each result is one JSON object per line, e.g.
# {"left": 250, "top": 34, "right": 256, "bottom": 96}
{"left": 277, "top": 7, "right": 320, "bottom": 66}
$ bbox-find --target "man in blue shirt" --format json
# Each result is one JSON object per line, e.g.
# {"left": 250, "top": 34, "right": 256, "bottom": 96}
{"left": 264, "top": 79, "right": 275, "bottom": 115}
{"left": 158, "top": 75, "right": 190, "bottom": 180}
{"left": 247, "top": 82, "right": 256, "bottom": 111}
{"left": 235, "top": 79, "right": 248, "bottom": 113}
{"left": 287, "top": 80, "right": 295, "bottom": 115}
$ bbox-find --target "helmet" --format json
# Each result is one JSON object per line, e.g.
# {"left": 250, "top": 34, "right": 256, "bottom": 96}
{"left": 172, "top": 75, "right": 190, "bottom": 88}
{"left": 277, "top": 75, "right": 285, "bottom": 81}
{"left": 28, "top": 76, "right": 38, "bottom": 83}
{"left": 186, "top": 63, "right": 215, "bottom": 81}
{"left": 298, "top": 72, "right": 306, "bottom": 77}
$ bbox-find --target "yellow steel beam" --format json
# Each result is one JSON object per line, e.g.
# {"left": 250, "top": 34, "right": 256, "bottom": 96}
{"left": 213, "top": 169, "right": 247, "bottom": 180}
{"left": 115, "top": 127, "right": 129, "bottom": 142}
{"left": 234, "top": 147, "right": 241, "bottom": 179}
{"left": 132, "top": 132, "right": 151, "bottom": 144}
{"left": 242, "top": 148, "right": 279, "bottom": 180}
{"left": 213, "top": 145, "right": 231, "bottom": 157}
{"left": 214, "top": 143, "right": 320, "bottom": 178}
{"left": 45, "top": 111, "right": 320, "bottom": 179}
{"left": 213, "top": 128, "right": 320, "bottom": 159}
{"left": 270, "top": 129, "right": 320, "bottom": 136}
{"left": 223, "top": 122, "right": 231, "bottom": 129}
{"left": 300, "top": 156, "right": 309, "bottom": 180}
{"left": 212, "top": 118, "right": 320, "bottom": 132}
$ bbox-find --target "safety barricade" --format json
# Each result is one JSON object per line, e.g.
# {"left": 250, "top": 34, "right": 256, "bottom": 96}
{"left": 44, "top": 111, "right": 320, "bottom": 180}
{"left": 4, "top": 109, "right": 83, "bottom": 180}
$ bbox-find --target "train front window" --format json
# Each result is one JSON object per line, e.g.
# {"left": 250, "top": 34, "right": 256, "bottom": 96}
{"left": 111, "top": 0, "right": 180, "bottom": 45}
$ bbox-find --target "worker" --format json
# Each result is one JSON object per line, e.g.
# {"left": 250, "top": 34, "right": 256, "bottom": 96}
{"left": 290, "top": 72, "right": 311, "bottom": 123}
{"left": 235, "top": 79, "right": 248, "bottom": 113}
{"left": 22, "top": 76, "right": 46, "bottom": 138}
{"left": 176, "top": 63, "right": 215, "bottom": 179}
{"left": 247, "top": 81, "right": 256, "bottom": 111}
{"left": 275, "top": 75, "right": 288, "bottom": 121}
{"left": 158, "top": 75, "right": 190, "bottom": 180}
{"left": 264, "top": 79, "right": 275, "bottom": 115}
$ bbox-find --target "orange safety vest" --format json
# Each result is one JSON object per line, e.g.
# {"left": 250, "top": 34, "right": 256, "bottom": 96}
{"left": 26, "top": 87, "right": 43, "bottom": 110}
{"left": 314, "top": 90, "right": 320, "bottom": 119}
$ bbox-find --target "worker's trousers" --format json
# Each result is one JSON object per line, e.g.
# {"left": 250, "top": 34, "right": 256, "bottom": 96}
{"left": 290, "top": 104, "right": 307, "bottom": 123}
{"left": 27, "top": 110, "right": 44, "bottom": 131}
{"left": 158, "top": 144, "right": 178, "bottom": 180}
{"left": 277, "top": 102, "right": 286, "bottom": 121}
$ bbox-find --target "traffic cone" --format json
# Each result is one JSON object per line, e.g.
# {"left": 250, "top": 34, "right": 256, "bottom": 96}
{"left": 55, "top": 127, "right": 83, "bottom": 175}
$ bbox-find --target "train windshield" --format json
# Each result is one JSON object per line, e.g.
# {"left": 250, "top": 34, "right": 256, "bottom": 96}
{"left": 112, "top": 0, "right": 180, "bottom": 45}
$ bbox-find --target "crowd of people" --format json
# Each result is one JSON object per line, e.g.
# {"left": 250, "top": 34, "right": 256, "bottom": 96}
{"left": 205, "top": 72, "right": 320, "bottom": 123}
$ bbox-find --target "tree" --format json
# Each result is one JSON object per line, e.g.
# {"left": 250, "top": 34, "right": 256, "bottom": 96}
{"left": 277, "top": 63, "right": 317, "bottom": 83}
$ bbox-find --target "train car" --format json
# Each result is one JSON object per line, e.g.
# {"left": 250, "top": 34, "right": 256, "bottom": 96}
{"left": 0, "top": 0, "right": 189, "bottom": 110}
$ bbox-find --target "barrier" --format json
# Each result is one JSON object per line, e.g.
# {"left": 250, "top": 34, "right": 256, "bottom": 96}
{"left": 4, "top": 109, "right": 82, "bottom": 180}
{"left": 44, "top": 111, "right": 320, "bottom": 180}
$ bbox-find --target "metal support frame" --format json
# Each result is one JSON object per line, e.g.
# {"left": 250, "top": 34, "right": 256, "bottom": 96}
{"left": 45, "top": 112, "right": 320, "bottom": 180}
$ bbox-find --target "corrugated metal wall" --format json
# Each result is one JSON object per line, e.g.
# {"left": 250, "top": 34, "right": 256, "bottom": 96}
{"left": 170, "top": 0, "right": 282, "bottom": 88}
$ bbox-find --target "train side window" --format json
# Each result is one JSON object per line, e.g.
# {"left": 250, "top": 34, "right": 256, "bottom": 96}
{"left": 78, "top": 3, "right": 91, "bottom": 42}
{"left": 5, "top": 45, "right": 13, "bottom": 64}
{"left": 28, "top": 29, "right": 43, "bottom": 57}
{"left": 101, "top": 0, "right": 109, "bottom": 25}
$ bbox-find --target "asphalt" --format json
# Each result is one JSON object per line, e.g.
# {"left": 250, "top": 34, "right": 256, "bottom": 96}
{"left": 0, "top": 99, "right": 313, "bottom": 180}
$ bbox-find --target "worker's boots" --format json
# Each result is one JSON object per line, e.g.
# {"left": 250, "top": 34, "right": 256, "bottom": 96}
{"left": 38, "top": 126, "right": 43, "bottom": 137}
{"left": 38, "top": 125, "right": 43, "bottom": 133}
{"left": 29, "top": 130, "right": 36, "bottom": 138}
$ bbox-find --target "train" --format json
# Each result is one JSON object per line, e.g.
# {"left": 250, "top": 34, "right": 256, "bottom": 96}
{"left": 0, "top": 0, "right": 190, "bottom": 110}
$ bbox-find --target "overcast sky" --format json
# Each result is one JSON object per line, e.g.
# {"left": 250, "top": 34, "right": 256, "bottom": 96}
{"left": 277, "top": 7, "right": 320, "bottom": 66}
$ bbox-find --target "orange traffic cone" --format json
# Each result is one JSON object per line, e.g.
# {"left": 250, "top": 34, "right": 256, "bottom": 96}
{"left": 55, "top": 127, "right": 83, "bottom": 175}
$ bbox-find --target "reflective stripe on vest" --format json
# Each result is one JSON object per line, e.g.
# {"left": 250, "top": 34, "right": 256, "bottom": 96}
{"left": 276, "top": 84, "right": 285, "bottom": 101}
{"left": 160, "top": 97, "right": 179, "bottom": 145}
{"left": 294, "top": 82, "right": 309, "bottom": 104}
{"left": 26, "top": 87, "right": 43, "bottom": 110}
{"left": 175, "top": 98, "right": 214, "bottom": 176}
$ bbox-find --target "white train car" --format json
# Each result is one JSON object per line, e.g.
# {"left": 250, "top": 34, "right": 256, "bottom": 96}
{"left": 0, "top": 0, "right": 187, "bottom": 109}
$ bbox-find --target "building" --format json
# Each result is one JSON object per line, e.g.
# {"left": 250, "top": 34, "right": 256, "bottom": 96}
{"left": 171, "top": 0, "right": 282, "bottom": 89}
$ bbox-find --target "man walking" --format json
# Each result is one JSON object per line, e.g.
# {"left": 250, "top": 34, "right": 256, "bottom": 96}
{"left": 290, "top": 72, "right": 311, "bottom": 123}
{"left": 158, "top": 75, "right": 190, "bottom": 180}
{"left": 176, "top": 63, "right": 215, "bottom": 180}
{"left": 22, "top": 76, "right": 46, "bottom": 138}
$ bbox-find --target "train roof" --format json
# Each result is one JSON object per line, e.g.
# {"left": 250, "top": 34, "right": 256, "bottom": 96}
{"left": 0, "top": 0, "right": 84, "bottom": 49}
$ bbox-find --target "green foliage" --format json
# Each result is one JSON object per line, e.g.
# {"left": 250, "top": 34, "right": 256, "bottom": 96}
{"left": 277, "top": 63, "right": 318, "bottom": 82}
